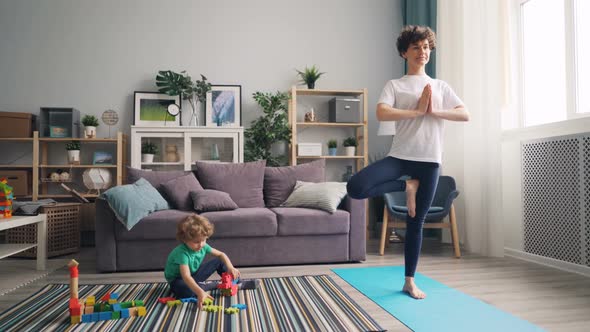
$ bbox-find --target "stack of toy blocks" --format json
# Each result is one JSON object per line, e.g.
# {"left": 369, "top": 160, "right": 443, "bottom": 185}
{"left": 67, "top": 259, "right": 147, "bottom": 324}
{"left": 0, "top": 178, "right": 13, "bottom": 218}
{"left": 217, "top": 272, "right": 238, "bottom": 296}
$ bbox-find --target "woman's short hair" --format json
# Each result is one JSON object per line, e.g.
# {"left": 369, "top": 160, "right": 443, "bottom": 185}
{"left": 396, "top": 25, "right": 436, "bottom": 57}
{"left": 176, "top": 214, "right": 214, "bottom": 243}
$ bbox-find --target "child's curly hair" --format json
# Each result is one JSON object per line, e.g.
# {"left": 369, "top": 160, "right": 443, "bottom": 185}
{"left": 176, "top": 215, "right": 214, "bottom": 243}
{"left": 396, "top": 25, "right": 436, "bottom": 57}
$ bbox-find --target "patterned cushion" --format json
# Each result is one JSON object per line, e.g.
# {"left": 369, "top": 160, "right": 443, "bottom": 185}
{"left": 281, "top": 181, "right": 348, "bottom": 213}
{"left": 263, "top": 159, "right": 325, "bottom": 207}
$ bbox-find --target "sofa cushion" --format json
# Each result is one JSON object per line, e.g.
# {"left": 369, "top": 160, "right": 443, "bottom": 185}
{"left": 191, "top": 189, "right": 238, "bottom": 212}
{"left": 201, "top": 208, "right": 277, "bottom": 238}
{"left": 102, "top": 178, "right": 170, "bottom": 231}
{"left": 263, "top": 159, "right": 325, "bottom": 207}
{"left": 282, "top": 181, "right": 348, "bottom": 213}
{"left": 270, "top": 207, "right": 350, "bottom": 236}
{"left": 115, "top": 209, "right": 194, "bottom": 241}
{"left": 127, "top": 167, "right": 190, "bottom": 195}
{"left": 195, "top": 160, "right": 266, "bottom": 208}
{"left": 161, "top": 173, "right": 204, "bottom": 211}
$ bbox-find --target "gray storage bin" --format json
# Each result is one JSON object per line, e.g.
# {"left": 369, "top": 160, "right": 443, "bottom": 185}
{"left": 39, "top": 107, "right": 80, "bottom": 138}
{"left": 329, "top": 98, "right": 360, "bottom": 123}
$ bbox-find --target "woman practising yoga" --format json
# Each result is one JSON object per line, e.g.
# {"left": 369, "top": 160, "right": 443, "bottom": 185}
{"left": 347, "top": 25, "right": 469, "bottom": 299}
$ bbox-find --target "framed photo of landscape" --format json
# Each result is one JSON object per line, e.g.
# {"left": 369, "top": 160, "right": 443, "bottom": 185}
{"left": 133, "top": 91, "right": 180, "bottom": 127}
{"left": 205, "top": 85, "right": 241, "bottom": 127}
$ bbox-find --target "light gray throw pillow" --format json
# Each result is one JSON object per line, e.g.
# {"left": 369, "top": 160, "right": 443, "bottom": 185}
{"left": 281, "top": 181, "right": 348, "bottom": 213}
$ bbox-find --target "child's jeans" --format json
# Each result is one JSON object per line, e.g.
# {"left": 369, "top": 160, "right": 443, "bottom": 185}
{"left": 169, "top": 258, "right": 227, "bottom": 298}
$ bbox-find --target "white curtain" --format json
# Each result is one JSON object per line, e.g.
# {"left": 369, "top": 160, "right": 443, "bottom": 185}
{"left": 437, "top": 0, "right": 511, "bottom": 256}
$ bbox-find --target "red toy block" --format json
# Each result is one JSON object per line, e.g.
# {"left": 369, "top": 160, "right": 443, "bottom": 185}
{"left": 158, "top": 297, "right": 176, "bottom": 304}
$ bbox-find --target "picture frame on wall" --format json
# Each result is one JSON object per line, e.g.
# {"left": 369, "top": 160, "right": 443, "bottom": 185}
{"left": 205, "top": 85, "right": 241, "bottom": 127}
{"left": 133, "top": 91, "right": 181, "bottom": 127}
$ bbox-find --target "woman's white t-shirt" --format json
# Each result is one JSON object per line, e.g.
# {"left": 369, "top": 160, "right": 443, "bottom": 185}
{"left": 377, "top": 74, "right": 463, "bottom": 164}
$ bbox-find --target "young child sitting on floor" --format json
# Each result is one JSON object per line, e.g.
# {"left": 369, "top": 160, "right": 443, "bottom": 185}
{"left": 164, "top": 214, "right": 259, "bottom": 308}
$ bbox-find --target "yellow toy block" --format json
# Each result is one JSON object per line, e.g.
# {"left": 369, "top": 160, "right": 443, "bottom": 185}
{"left": 137, "top": 306, "right": 147, "bottom": 316}
{"left": 108, "top": 299, "right": 117, "bottom": 304}
{"left": 70, "top": 315, "right": 81, "bottom": 324}
{"left": 86, "top": 296, "right": 95, "bottom": 306}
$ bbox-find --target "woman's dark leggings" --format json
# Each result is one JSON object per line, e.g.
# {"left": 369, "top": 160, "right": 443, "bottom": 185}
{"left": 347, "top": 156, "right": 440, "bottom": 277}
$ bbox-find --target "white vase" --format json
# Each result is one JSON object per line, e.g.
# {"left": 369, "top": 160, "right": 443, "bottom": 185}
{"left": 67, "top": 150, "right": 80, "bottom": 164}
{"left": 142, "top": 154, "right": 155, "bottom": 163}
{"left": 187, "top": 98, "right": 202, "bottom": 126}
{"left": 345, "top": 146, "right": 356, "bottom": 156}
{"left": 84, "top": 126, "right": 96, "bottom": 138}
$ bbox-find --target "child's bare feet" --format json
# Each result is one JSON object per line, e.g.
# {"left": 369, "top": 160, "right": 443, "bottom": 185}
{"left": 403, "top": 277, "right": 426, "bottom": 299}
{"left": 405, "top": 179, "right": 419, "bottom": 218}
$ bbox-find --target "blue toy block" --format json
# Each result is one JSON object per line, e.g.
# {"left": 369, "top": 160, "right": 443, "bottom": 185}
{"left": 120, "top": 308, "right": 130, "bottom": 318}
{"left": 99, "top": 311, "right": 112, "bottom": 321}
{"left": 81, "top": 314, "right": 93, "bottom": 323}
{"left": 231, "top": 304, "right": 247, "bottom": 310}
{"left": 91, "top": 313, "right": 100, "bottom": 322}
{"left": 112, "top": 303, "right": 121, "bottom": 311}
{"left": 110, "top": 293, "right": 119, "bottom": 300}
{"left": 180, "top": 297, "right": 197, "bottom": 303}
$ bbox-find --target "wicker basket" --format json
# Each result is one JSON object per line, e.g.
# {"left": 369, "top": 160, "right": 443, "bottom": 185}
{"left": 7, "top": 203, "right": 80, "bottom": 258}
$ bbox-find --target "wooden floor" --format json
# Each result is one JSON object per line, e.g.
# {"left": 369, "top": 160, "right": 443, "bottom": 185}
{"left": 1, "top": 239, "right": 589, "bottom": 331}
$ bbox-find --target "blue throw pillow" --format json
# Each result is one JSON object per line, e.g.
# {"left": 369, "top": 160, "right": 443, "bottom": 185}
{"left": 101, "top": 178, "right": 170, "bottom": 230}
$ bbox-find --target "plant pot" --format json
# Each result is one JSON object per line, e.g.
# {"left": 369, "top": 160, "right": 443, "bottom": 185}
{"left": 307, "top": 82, "right": 315, "bottom": 89}
{"left": 84, "top": 126, "right": 97, "bottom": 138}
{"left": 67, "top": 150, "right": 80, "bottom": 164}
{"left": 142, "top": 154, "right": 155, "bottom": 163}
{"left": 328, "top": 148, "right": 337, "bottom": 156}
{"left": 345, "top": 146, "right": 356, "bottom": 156}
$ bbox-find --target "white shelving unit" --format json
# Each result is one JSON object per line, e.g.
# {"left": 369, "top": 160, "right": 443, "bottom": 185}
{"left": 131, "top": 126, "right": 244, "bottom": 171}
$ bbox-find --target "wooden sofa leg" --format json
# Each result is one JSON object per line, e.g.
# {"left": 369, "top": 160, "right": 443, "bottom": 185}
{"left": 449, "top": 204, "right": 461, "bottom": 258}
{"left": 379, "top": 205, "right": 389, "bottom": 256}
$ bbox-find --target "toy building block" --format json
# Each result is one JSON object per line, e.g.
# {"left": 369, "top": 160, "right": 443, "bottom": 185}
{"left": 120, "top": 309, "right": 130, "bottom": 319}
{"left": 231, "top": 304, "right": 248, "bottom": 310}
{"left": 134, "top": 300, "right": 144, "bottom": 306}
{"left": 137, "top": 307, "right": 147, "bottom": 317}
{"left": 70, "top": 315, "right": 81, "bottom": 324}
{"left": 180, "top": 297, "right": 197, "bottom": 303}
{"left": 81, "top": 314, "right": 93, "bottom": 323}
{"left": 108, "top": 299, "right": 117, "bottom": 304}
{"left": 120, "top": 301, "right": 133, "bottom": 309}
{"left": 111, "top": 303, "right": 121, "bottom": 312}
{"left": 203, "top": 298, "right": 214, "bottom": 306}
{"left": 129, "top": 307, "right": 137, "bottom": 317}
{"left": 84, "top": 306, "right": 94, "bottom": 314}
{"left": 67, "top": 260, "right": 79, "bottom": 300}
{"left": 110, "top": 292, "right": 119, "bottom": 300}
{"left": 99, "top": 312, "right": 112, "bottom": 321}
{"left": 91, "top": 313, "right": 100, "bottom": 322}
{"left": 100, "top": 292, "right": 111, "bottom": 302}
{"left": 111, "top": 311, "right": 121, "bottom": 320}
{"left": 85, "top": 296, "right": 95, "bottom": 306}
{"left": 225, "top": 307, "right": 240, "bottom": 314}
{"left": 167, "top": 300, "right": 181, "bottom": 307}
{"left": 217, "top": 272, "right": 238, "bottom": 296}
{"left": 158, "top": 297, "right": 176, "bottom": 304}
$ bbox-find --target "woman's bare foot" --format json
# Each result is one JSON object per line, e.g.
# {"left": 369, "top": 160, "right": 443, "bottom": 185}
{"left": 405, "top": 179, "right": 419, "bottom": 218}
{"left": 403, "top": 277, "right": 426, "bottom": 299}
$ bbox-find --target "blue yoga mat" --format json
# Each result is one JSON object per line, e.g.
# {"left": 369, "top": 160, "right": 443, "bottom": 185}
{"left": 332, "top": 266, "right": 545, "bottom": 332}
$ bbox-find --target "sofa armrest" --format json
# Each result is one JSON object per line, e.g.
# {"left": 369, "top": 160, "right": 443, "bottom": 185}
{"left": 341, "top": 195, "right": 366, "bottom": 261}
{"left": 95, "top": 197, "right": 118, "bottom": 272}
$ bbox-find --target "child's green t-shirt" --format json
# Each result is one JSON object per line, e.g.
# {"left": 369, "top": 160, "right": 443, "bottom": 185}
{"left": 164, "top": 243, "right": 212, "bottom": 283}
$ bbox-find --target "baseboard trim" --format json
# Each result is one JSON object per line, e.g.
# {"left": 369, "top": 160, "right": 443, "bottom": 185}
{"left": 504, "top": 248, "right": 590, "bottom": 277}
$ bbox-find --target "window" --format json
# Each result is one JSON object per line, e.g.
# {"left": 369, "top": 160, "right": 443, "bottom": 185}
{"left": 518, "top": 0, "right": 588, "bottom": 127}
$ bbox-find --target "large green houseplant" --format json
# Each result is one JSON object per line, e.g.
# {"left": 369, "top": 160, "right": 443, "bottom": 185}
{"left": 244, "top": 91, "right": 291, "bottom": 167}
{"left": 155, "top": 70, "right": 211, "bottom": 126}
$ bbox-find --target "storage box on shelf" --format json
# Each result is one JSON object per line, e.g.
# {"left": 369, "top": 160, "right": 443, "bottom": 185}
{"left": 39, "top": 108, "right": 80, "bottom": 138}
{"left": 0, "top": 112, "right": 37, "bottom": 138}
{"left": 7, "top": 203, "right": 80, "bottom": 258}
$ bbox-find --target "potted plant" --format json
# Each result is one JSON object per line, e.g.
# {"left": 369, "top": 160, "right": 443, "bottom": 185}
{"left": 244, "top": 91, "right": 291, "bottom": 166}
{"left": 343, "top": 137, "right": 357, "bottom": 156}
{"left": 66, "top": 141, "right": 81, "bottom": 164}
{"left": 327, "top": 139, "right": 338, "bottom": 156}
{"left": 296, "top": 65, "right": 326, "bottom": 89}
{"left": 81, "top": 115, "right": 99, "bottom": 138}
{"left": 141, "top": 142, "right": 158, "bottom": 163}
{"left": 156, "top": 70, "right": 212, "bottom": 126}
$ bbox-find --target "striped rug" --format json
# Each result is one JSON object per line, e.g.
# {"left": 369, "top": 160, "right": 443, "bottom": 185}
{"left": 0, "top": 275, "right": 383, "bottom": 331}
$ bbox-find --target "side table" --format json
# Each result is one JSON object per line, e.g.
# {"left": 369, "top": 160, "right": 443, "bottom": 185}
{"left": 0, "top": 215, "right": 47, "bottom": 270}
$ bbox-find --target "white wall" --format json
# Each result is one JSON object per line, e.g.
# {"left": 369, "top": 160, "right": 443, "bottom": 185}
{"left": 0, "top": 0, "right": 402, "bottom": 162}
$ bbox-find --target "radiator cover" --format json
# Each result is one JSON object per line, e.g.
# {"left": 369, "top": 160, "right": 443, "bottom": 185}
{"left": 522, "top": 133, "right": 589, "bottom": 267}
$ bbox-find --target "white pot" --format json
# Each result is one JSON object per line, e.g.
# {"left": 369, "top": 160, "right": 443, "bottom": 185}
{"left": 67, "top": 150, "right": 80, "bottom": 164}
{"left": 84, "top": 126, "right": 97, "bottom": 138}
{"left": 142, "top": 154, "right": 155, "bottom": 163}
{"left": 345, "top": 146, "right": 356, "bottom": 156}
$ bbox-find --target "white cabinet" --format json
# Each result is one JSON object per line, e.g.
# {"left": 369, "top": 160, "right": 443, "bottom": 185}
{"left": 131, "top": 126, "right": 244, "bottom": 171}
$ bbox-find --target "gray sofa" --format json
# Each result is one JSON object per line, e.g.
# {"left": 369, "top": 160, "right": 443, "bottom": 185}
{"left": 95, "top": 161, "right": 366, "bottom": 272}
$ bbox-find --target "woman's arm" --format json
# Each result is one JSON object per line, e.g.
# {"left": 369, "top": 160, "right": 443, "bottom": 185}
{"left": 429, "top": 105, "right": 470, "bottom": 122}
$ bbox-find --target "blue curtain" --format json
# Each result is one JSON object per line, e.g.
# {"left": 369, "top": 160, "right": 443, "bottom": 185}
{"left": 402, "top": 0, "right": 437, "bottom": 78}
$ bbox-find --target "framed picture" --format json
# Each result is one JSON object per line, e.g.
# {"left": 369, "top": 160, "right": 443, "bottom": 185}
{"left": 93, "top": 151, "right": 113, "bottom": 165}
{"left": 133, "top": 91, "right": 181, "bottom": 127}
{"left": 205, "top": 85, "right": 241, "bottom": 127}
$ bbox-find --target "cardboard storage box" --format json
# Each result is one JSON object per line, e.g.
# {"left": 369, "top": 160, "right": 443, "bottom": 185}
{"left": 0, "top": 170, "right": 30, "bottom": 196}
{"left": 0, "top": 112, "right": 36, "bottom": 138}
{"left": 298, "top": 143, "right": 322, "bottom": 156}
{"left": 329, "top": 98, "right": 361, "bottom": 123}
